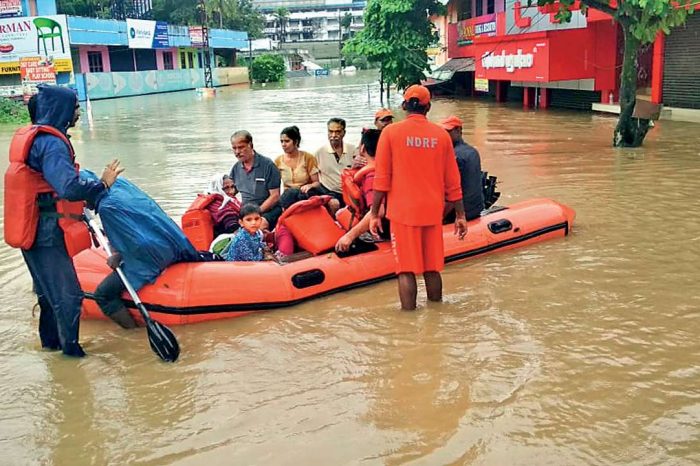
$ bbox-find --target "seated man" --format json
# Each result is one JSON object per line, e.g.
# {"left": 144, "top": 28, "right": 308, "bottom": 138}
{"left": 335, "top": 129, "right": 389, "bottom": 252}
{"left": 81, "top": 170, "right": 200, "bottom": 328}
{"left": 440, "top": 116, "right": 484, "bottom": 221}
{"left": 314, "top": 118, "right": 356, "bottom": 206}
{"left": 229, "top": 130, "right": 282, "bottom": 230}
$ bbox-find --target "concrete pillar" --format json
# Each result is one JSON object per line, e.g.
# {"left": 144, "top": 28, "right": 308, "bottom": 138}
{"left": 539, "top": 88, "right": 550, "bottom": 109}
{"left": 523, "top": 86, "right": 531, "bottom": 108}
{"left": 495, "top": 80, "right": 506, "bottom": 103}
{"left": 651, "top": 32, "right": 665, "bottom": 104}
{"left": 600, "top": 89, "right": 615, "bottom": 104}
{"left": 156, "top": 50, "right": 165, "bottom": 70}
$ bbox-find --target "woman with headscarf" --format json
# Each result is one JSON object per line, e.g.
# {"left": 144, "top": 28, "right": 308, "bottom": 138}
{"left": 205, "top": 173, "right": 242, "bottom": 237}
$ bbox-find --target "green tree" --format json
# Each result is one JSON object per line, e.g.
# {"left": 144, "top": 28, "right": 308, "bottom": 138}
{"left": 56, "top": 0, "right": 264, "bottom": 38}
{"left": 56, "top": 0, "right": 108, "bottom": 17}
{"left": 0, "top": 98, "right": 30, "bottom": 125}
{"left": 539, "top": 0, "right": 694, "bottom": 147}
{"left": 343, "top": 0, "right": 445, "bottom": 89}
{"left": 341, "top": 12, "right": 353, "bottom": 41}
{"left": 250, "top": 53, "right": 285, "bottom": 83}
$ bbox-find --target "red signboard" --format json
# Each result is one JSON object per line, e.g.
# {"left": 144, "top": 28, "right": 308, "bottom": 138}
{"left": 0, "top": 0, "right": 22, "bottom": 18}
{"left": 20, "top": 56, "right": 56, "bottom": 101}
{"left": 475, "top": 39, "right": 550, "bottom": 82}
{"left": 189, "top": 26, "right": 204, "bottom": 47}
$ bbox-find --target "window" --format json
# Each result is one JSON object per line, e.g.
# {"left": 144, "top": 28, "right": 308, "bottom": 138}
{"left": 163, "top": 51, "right": 174, "bottom": 70}
{"left": 87, "top": 51, "right": 103, "bottom": 73}
{"left": 180, "top": 52, "right": 187, "bottom": 69}
{"left": 457, "top": 0, "right": 472, "bottom": 21}
{"left": 188, "top": 52, "right": 195, "bottom": 68}
{"left": 487, "top": 0, "right": 495, "bottom": 14}
{"left": 476, "top": 0, "right": 484, "bottom": 17}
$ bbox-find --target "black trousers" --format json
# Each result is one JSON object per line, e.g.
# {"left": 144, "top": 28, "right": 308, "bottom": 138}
{"left": 22, "top": 244, "right": 84, "bottom": 356}
{"left": 93, "top": 271, "right": 127, "bottom": 317}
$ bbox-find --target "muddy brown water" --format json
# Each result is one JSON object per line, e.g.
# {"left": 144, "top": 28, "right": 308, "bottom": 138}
{"left": 0, "top": 72, "right": 698, "bottom": 465}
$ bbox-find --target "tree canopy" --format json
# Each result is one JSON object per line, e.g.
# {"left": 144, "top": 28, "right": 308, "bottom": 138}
{"left": 56, "top": 0, "right": 264, "bottom": 38}
{"left": 539, "top": 0, "right": 694, "bottom": 147}
{"left": 344, "top": 0, "right": 445, "bottom": 89}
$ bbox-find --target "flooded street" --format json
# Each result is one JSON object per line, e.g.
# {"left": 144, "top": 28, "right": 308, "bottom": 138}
{"left": 1, "top": 72, "right": 699, "bottom": 465}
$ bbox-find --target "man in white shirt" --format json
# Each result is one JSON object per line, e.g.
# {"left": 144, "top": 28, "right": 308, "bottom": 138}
{"left": 314, "top": 117, "right": 356, "bottom": 205}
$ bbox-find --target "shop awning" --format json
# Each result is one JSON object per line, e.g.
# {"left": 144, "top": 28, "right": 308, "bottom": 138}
{"left": 435, "top": 58, "right": 475, "bottom": 73}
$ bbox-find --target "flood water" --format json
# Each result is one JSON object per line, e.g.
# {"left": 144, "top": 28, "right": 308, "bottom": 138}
{"left": 1, "top": 72, "right": 698, "bottom": 465}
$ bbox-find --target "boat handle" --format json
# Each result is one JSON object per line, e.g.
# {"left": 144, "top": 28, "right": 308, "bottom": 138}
{"left": 488, "top": 219, "right": 513, "bottom": 234}
{"left": 292, "top": 269, "right": 325, "bottom": 289}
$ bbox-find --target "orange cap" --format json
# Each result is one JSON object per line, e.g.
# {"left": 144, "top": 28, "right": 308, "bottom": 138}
{"left": 403, "top": 85, "right": 431, "bottom": 105}
{"left": 440, "top": 115, "right": 463, "bottom": 130}
{"left": 374, "top": 108, "right": 393, "bottom": 120}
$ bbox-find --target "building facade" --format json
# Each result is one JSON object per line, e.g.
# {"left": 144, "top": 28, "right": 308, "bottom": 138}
{"left": 254, "top": 0, "right": 365, "bottom": 43}
{"left": 0, "top": 0, "right": 248, "bottom": 101}
{"left": 439, "top": 0, "right": 619, "bottom": 110}
{"left": 437, "top": 0, "right": 700, "bottom": 118}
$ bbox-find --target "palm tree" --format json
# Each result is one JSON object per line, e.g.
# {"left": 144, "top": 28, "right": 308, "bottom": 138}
{"left": 273, "top": 7, "right": 289, "bottom": 44}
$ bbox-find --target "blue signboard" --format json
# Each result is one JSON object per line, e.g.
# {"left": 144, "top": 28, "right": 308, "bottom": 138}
{"left": 127, "top": 19, "right": 170, "bottom": 49}
{"left": 153, "top": 21, "right": 169, "bottom": 49}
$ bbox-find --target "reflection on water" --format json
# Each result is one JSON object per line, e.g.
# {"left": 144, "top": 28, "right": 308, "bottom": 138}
{"left": 1, "top": 71, "right": 699, "bottom": 464}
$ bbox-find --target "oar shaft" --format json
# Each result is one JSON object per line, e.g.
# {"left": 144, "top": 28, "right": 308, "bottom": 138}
{"left": 84, "top": 210, "right": 147, "bottom": 313}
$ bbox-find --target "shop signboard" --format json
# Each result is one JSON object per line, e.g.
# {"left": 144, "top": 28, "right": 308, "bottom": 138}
{"left": 20, "top": 56, "right": 56, "bottom": 101}
{"left": 457, "top": 14, "right": 497, "bottom": 46}
{"left": 506, "top": 0, "right": 586, "bottom": 35}
{"left": 127, "top": 19, "right": 169, "bottom": 49}
{"left": 189, "top": 26, "right": 204, "bottom": 47}
{"left": 474, "top": 78, "right": 489, "bottom": 92}
{"left": 0, "top": 15, "right": 72, "bottom": 75}
{"left": 0, "top": 0, "right": 22, "bottom": 18}
{"left": 475, "top": 39, "right": 550, "bottom": 82}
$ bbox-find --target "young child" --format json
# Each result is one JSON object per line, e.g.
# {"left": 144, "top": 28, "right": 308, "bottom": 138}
{"left": 225, "top": 203, "right": 266, "bottom": 262}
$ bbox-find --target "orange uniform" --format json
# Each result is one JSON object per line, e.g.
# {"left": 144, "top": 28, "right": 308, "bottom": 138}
{"left": 374, "top": 114, "right": 462, "bottom": 273}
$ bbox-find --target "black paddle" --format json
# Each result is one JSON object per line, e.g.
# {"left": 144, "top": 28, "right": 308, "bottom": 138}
{"left": 83, "top": 209, "right": 180, "bottom": 362}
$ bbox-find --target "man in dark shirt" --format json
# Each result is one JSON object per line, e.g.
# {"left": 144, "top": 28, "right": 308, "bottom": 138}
{"left": 229, "top": 130, "right": 282, "bottom": 230}
{"left": 441, "top": 116, "right": 484, "bottom": 221}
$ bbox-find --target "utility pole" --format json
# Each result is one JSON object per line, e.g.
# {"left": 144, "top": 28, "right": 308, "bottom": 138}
{"left": 198, "top": 0, "right": 213, "bottom": 89}
{"left": 248, "top": 37, "right": 253, "bottom": 82}
{"left": 338, "top": 10, "right": 343, "bottom": 73}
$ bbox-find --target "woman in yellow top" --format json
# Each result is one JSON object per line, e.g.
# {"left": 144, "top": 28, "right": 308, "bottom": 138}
{"left": 275, "top": 126, "right": 323, "bottom": 208}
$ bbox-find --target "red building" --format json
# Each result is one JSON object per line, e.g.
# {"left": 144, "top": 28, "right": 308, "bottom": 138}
{"left": 436, "top": 1, "right": 700, "bottom": 118}
{"left": 438, "top": 0, "right": 619, "bottom": 110}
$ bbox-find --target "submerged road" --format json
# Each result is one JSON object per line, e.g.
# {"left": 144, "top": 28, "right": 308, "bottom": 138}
{"left": 0, "top": 72, "right": 698, "bottom": 465}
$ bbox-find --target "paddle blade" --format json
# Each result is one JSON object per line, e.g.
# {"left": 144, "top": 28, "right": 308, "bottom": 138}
{"left": 146, "top": 319, "right": 180, "bottom": 362}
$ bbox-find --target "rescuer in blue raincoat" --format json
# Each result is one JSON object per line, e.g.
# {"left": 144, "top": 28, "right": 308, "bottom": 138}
{"left": 80, "top": 170, "right": 200, "bottom": 329}
{"left": 17, "top": 85, "right": 123, "bottom": 357}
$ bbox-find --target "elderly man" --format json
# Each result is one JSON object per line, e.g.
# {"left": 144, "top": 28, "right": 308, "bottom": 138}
{"left": 314, "top": 117, "right": 356, "bottom": 205}
{"left": 441, "top": 115, "right": 484, "bottom": 221}
{"left": 228, "top": 130, "right": 281, "bottom": 230}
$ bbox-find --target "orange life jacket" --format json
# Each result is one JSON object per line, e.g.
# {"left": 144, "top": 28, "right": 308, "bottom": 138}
{"left": 339, "top": 164, "right": 375, "bottom": 230}
{"left": 181, "top": 193, "right": 218, "bottom": 251}
{"left": 277, "top": 195, "right": 345, "bottom": 255}
{"left": 3, "top": 125, "right": 91, "bottom": 256}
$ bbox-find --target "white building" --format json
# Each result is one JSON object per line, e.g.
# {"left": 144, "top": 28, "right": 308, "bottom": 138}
{"left": 254, "top": 0, "right": 366, "bottom": 43}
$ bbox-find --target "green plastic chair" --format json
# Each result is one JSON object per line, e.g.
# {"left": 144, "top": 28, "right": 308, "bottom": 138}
{"left": 33, "top": 17, "right": 64, "bottom": 55}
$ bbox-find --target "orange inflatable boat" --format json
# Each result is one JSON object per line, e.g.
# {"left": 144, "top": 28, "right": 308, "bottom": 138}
{"left": 74, "top": 198, "right": 575, "bottom": 326}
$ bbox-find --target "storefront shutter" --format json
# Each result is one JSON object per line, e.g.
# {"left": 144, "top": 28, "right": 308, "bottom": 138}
{"left": 663, "top": 15, "right": 700, "bottom": 110}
